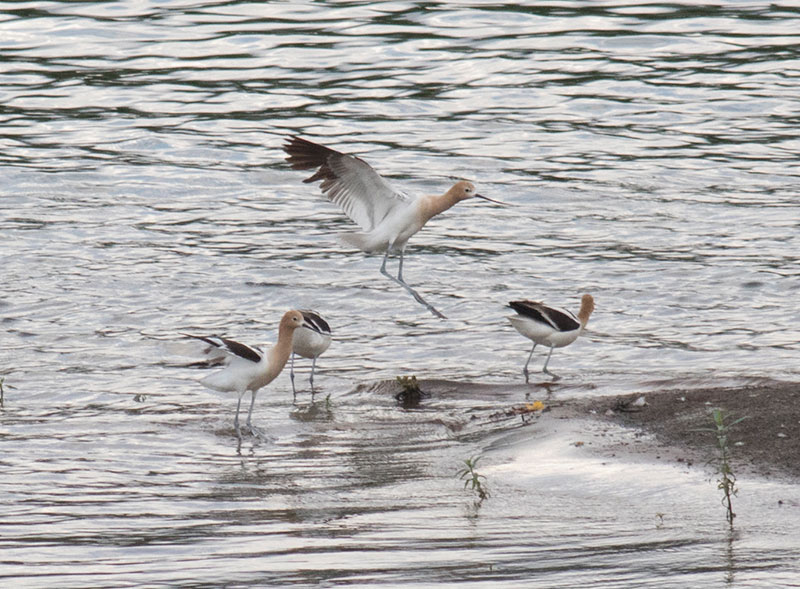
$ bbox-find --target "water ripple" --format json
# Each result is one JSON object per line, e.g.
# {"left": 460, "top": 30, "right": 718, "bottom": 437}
{"left": 3, "top": 1, "right": 800, "bottom": 586}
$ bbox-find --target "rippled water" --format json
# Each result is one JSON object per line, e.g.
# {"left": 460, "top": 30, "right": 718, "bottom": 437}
{"left": 2, "top": 1, "right": 800, "bottom": 587}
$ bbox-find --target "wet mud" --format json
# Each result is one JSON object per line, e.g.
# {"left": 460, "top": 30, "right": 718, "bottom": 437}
{"left": 588, "top": 380, "right": 800, "bottom": 480}
{"left": 399, "top": 378, "right": 800, "bottom": 480}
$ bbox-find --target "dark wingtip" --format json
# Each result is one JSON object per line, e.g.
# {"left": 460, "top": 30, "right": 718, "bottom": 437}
{"left": 282, "top": 135, "right": 339, "bottom": 175}
{"left": 508, "top": 300, "right": 524, "bottom": 313}
{"left": 300, "top": 310, "right": 331, "bottom": 334}
{"left": 508, "top": 300, "right": 542, "bottom": 317}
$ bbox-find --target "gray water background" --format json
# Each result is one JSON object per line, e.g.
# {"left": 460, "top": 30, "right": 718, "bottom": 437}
{"left": 2, "top": 1, "right": 800, "bottom": 587}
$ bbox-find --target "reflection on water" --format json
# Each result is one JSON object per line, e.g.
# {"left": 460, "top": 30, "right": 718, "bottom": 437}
{"left": 2, "top": 1, "right": 799, "bottom": 586}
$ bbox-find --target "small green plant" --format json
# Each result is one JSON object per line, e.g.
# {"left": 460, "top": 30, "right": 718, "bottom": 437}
{"left": 457, "top": 456, "right": 490, "bottom": 504}
{"left": 396, "top": 375, "right": 420, "bottom": 393}
{"left": 701, "top": 409, "right": 748, "bottom": 525}
{"left": 395, "top": 375, "right": 423, "bottom": 407}
{"left": 325, "top": 393, "right": 332, "bottom": 410}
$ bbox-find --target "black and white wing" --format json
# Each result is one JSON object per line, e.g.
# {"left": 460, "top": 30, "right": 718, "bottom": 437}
{"left": 508, "top": 300, "right": 580, "bottom": 333}
{"left": 283, "top": 136, "right": 409, "bottom": 232}
{"left": 299, "top": 309, "right": 331, "bottom": 336}
{"left": 183, "top": 334, "right": 263, "bottom": 364}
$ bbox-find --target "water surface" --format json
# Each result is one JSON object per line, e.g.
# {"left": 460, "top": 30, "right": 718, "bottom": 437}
{"left": 2, "top": 1, "right": 799, "bottom": 587}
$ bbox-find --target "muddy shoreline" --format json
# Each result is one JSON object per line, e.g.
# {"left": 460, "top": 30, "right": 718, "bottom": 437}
{"left": 399, "top": 378, "right": 800, "bottom": 480}
{"left": 573, "top": 380, "right": 800, "bottom": 480}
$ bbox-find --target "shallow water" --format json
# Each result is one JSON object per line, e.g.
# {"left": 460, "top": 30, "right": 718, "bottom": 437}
{"left": 2, "top": 1, "right": 800, "bottom": 586}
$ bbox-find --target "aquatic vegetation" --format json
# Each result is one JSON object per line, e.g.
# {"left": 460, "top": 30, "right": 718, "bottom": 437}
{"left": 457, "top": 456, "right": 490, "bottom": 504}
{"left": 395, "top": 375, "right": 423, "bottom": 407}
{"left": 702, "top": 409, "right": 748, "bottom": 525}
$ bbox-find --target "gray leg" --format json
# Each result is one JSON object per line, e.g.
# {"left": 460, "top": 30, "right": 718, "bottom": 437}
{"left": 246, "top": 390, "right": 259, "bottom": 436}
{"left": 379, "top": 249, "right": 392, "bottom": 279}
{"left": 542, "top": 346, "right": 560, "bottom": 380}
{"left": 523, "top": 343, "right": 537, "bottom": 384}
{"left": 234, "top": 394, "right": 243, "bottom": 439}
{"left": 397, "top": 248, "right": 405, "bottom": 282}
{"left": 310, "top": 356, "right": 317, "bottom": 396}
{"left": 290, "top": 352, "right": 297, "bottom": 398}
{"left": 381, "top": 249, "right": 446, "bottom": 319}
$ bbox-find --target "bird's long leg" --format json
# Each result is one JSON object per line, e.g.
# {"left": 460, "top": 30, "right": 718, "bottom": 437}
{"left": 396, "top": 248, "right": 406, "bottom": 283}
{"left": 380, "top": 249, "right": 446, "bottom": 319}
{"left": 542, "top": 346, "right": 561, "bottom": 381}
{"left": 290, "top": 352, "right": 298, "bottom": 399}
{"left": 245, "top": 391, "right": 264, "bottom": 437}
{"left": 310, "top": 356, "right": 317, "bottom": 397}
{"left": 523, "top": 343, "right": 537, "bottom": 384}
{"left": 234, "top": 394, "right": 243, "bottom": 440}
{"left": 379, "top": 248, "right": 393, "bottom": 280}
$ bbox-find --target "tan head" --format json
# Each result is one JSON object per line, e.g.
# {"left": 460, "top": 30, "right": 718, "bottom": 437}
{"left": 280, "top": 310, "right": 306, "bottom": 333}
{"left": 447, "top": 180, "right": 479, "bottom": 202}
{"left": 578, "top": 294, "right": 595, "bottom": 325}
{"left": 446, "top": 180, "right": 507, "bottom": 205}
{"left": 280, "top": 309, "right": 322, "bottom": 334}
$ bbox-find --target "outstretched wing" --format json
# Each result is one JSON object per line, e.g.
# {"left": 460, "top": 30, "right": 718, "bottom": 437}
{"left": 183, "top": 334, "right": 263, "bottom": 364}
{"left": 508, "top": 300, "right": 580, "bottom": 332}
{"left": 283, "top": 136, "right": 409, "bottom": 232}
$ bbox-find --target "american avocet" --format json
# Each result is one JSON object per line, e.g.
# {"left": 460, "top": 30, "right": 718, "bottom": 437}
{"left": 185, "top": 310, "right": 320, "bottom": 438}
{"left": 283, "top": 136, "right": 506, "bottom": 319}
{"left": 290, "top": 309, "right": 332, "bottom": 397}
{"left": 508, "top": 294, "right": 595, "bottom": 382}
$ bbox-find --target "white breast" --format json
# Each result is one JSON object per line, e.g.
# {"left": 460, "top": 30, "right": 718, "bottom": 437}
{"left": 292, "top": 327, "right": 332, "bottom": 359}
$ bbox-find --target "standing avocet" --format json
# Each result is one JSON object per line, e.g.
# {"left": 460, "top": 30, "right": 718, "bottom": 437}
{"left": 185, "top": 310, "right": 320, "bottom": 438}
{"left": 290, "top": 309, "right": 332, "bottom": 397}
{"left": 508, "top": 294, "right": 595, "bottom": 382}
{"left": 283, "top": 136, "right": 506, "bottom": 319}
